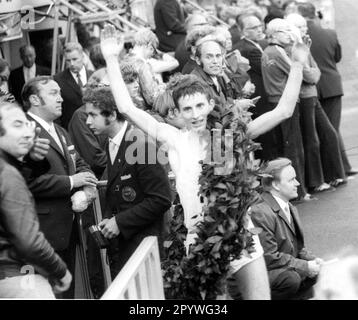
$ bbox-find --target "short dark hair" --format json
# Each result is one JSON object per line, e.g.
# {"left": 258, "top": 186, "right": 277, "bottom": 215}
{"left": 82, "top": 86, "right": 124, "bottom": 122}
{"left": 89, "top": 43, "right": 106, "bottom": 69}
{"left": 0, "top": 102, "right": 22, "bottom": 136}
{"left": 21, "top": 76, "right": 53, "bottom": 111}
{"left": 261, "top": 157, "right": 292, "bottom": 191}
{"left": 172, "top": 74, "right": 213, "bottom": 110}
{"left": 297, "top": 2, "right": 316, "bottom": 20}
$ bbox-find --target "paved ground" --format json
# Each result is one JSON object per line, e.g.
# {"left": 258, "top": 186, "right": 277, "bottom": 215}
{"left": 297, "top": 0, "right": 358, "bottom": 259}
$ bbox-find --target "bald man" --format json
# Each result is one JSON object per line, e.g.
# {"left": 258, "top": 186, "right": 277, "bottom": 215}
{"left": 9, "top": 45, "right": 50, "bottom": 104}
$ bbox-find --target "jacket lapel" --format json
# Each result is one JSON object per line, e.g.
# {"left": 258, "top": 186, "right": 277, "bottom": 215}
{"left": 107, "top": 125, "right": 132, "bottom": 189}
{"left": 289, "top": 203, "right": 304, "bottom": 238}
{"left": 55, "top": 125, "right": 76, "bottom": 173}
{"left": 64, "top": 69, "right": 82, "bottom": 97}
{"left": 28, "top": 115, "right": 65, "bottom": 158}
{"left": 262, "top": 192, "right": 296, "bottom": 235}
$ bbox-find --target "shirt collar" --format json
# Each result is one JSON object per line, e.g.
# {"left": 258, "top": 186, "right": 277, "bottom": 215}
{"left": 109, "top": 121, "right": 128, "bottom": 146}
{"left": 23, "top": 64, "right": 36, "bottom": 72}
{"left": 70, "top": 66, "right": 86, "bottom": 82}
{"left": 27, "top": 111, "right": 54, "bottom": 133}
{"left": 272, "top": 194, "right": 289, "bottom": 212}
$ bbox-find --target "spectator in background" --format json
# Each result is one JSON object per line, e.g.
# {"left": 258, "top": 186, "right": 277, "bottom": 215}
{"left": 0, "top": 58, "right": 11, "bottom": 94}
{"left": 0, "top": 59, "right": 15, "bottom": 103}
{"left": 251, "top": 158, "right": 323, "bottom": 300}
{"left": 234, "top": 13, "right": 268, "bottom": 114}
{"left": 22, "top": 76, "right": 98, "bottom": 298}
{"left": 181, "top": 25, "right": 217, "bottom": 74}
{"left": 68, "top": 45, "right": 108, "bottom": 179}
{"left": 0, "top": 101, "right": 72, "bottom": 298}
{"left": 175, "top": 13, "right": 210, "bottom": 72}
{"left": 154, "top": 0, "right": 186, "bottom": 52}
{"left": 261, "top": 18, "right": 309, "bottom": 200}
{"left": 297, "top": 2, "right": 358, "bottom": 177}
{"left": 54, "top": 42, "right": 93, "bottom": 129}
{"left": 191, "top": 35, "right": 232, "bottom": 106}
{"left": 264, "top": 0, "right": 285, "bottom": 25}
{"left": 286, "top": 13, "right": 346, "bottom": 190}
{"left": 124, "top": 28, "right": 166, "bottom": 108}
{"left": 9, "top": 45, "right": 50, "bottom": 104}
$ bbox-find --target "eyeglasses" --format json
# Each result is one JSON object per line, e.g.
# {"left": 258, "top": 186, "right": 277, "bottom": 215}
{"left": 245, "top": 24, "right": 263, "bottom": 31}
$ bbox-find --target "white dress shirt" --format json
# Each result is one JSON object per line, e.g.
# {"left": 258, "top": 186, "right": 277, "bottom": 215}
{"left": 272, "top": 195, "right": 292, "bottom": 224}
{"left": 23, "top": 64, "right": 36, "bottom": 83}
{"left": 28, "top": 112, "right": 74, "bottom": 190}
{"left": 108, "top": 121, "right": 128, "bottom": 164}
{"left": 70, "top": 66, "right": 87, "bottom": 87}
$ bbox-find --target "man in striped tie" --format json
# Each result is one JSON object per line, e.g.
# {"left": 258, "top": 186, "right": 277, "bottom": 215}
{"left": 251, "top": 157, "right": 324, "bottom": 300}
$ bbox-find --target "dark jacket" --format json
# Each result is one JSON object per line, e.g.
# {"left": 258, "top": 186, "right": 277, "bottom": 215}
{"left": 233, "top": 37, "right": 269, "bottom": 114}
{"left": 53, "top": 68, "right": 93, "bottom": 129}
{"left": 190, "top": 64, "right": 228, "bottom": 107}
{"left": 105, "top": 125, "right": 172, "bottom": 273}
{"left": 251, "top": 192, "right": 316, "bottom": 284}
{"left": 174, "top": 39, "right": 190, "bottom": 72}
{"left": 8, "top": 64, "right": 50, "bottom": 104}
{"left": 307, "top": 20, "right": 343, "bottom": 99}
{"left": 154, "top": 0, "right": 186, "bottom": 52}
{"left": 0, "top": 150, "right": 67, "bottom": 280}
{"left": 27, "top": 115, "right": 93, "bottom": 251}
{"left": 68, "top": 105, "right": 107, "bottom": 179}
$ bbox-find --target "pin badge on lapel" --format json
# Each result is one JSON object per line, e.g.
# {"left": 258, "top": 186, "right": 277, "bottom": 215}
{"left": 122, "top": 186, "right": 136, "bottom": 202}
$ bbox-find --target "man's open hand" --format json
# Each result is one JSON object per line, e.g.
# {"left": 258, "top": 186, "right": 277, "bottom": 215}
{"left": 100, "top": 24, "right": 124, "bottom": 60}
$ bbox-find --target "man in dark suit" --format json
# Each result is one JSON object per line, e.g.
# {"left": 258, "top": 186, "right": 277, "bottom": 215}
{"left": 154, "top": 0, "right": 186, "bottom": 52}
{"left": 298, "top": 2, "right": 357, "bottom": 177}
{"left": 8, "top": 45, "right": 50, "bottom": 104}
{"left": 251, "top": 158, "right": 323, "bottom": 300}
{"left": 21, "top": 76, "right": 98, "bottom": 298}
{"left": 54, "top": 42, "right": 93, "bottom": 129}
{"left": 233, "top": 13, "right": 268, "bottom": 116}
{"left": 233, "top": 13, "right": 277, "bottom": 162}
{"left": 84, "top": 85, "right": 172, "bottom": 277}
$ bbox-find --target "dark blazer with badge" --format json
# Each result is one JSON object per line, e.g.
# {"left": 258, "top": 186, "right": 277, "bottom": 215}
{"left": 154, "top": 0, "right": 186, "bottom": 52}
{"left": 251, "top": 192, "right": 316, "bottom": 284}
{"left": 26, "top": 114, "right": 93, "bottom": 251}
{"left": 104, "top": 124, "right": 172, "bottom": 273}
{"left": 8, "top": 64, "right": 50, "bottom": 104}
{"left": 53, "top": 68, "right": 93, "bottom": 129}
{"left": 307, "top": 20, "right": 343, "bottom": 99}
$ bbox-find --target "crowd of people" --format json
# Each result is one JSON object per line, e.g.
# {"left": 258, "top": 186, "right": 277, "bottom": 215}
{"left": 0, "top": 0, "right": 356, "bottom": 300}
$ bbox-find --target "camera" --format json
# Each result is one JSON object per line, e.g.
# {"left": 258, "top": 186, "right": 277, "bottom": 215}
{"left": 88, "top": 225, "right": 110, "bottom": 249}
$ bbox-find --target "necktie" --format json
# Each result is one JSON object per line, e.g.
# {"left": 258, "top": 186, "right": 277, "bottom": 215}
{"left": 283, "top": 204, "right": 292, "bottom": 224}
{"left": 109, "top": 140, "right": 117, "bottom": 164}
{"left": 76, "top": 72, "right": 83, "bottom": 88}
{"left": 48, "top": 126, "right": 64, "bottom": 153}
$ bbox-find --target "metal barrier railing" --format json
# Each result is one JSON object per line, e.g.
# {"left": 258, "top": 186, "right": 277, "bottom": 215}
{"left": 101, "top": 236, "right": 164, "bottom": 300}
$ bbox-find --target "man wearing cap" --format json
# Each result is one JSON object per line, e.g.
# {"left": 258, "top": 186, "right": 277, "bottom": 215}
{"left": 251, "top": 157, "right": 323, "bottom": 300}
